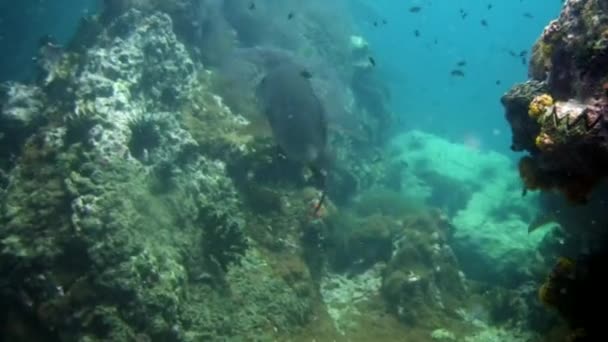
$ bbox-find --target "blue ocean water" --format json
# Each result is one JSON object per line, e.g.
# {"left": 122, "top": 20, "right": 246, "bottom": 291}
{"left": 0, "top": 0, "right": 98, "bottom": 81}
{"left": 354, "top": 0, "right": 562, "bottom": 153}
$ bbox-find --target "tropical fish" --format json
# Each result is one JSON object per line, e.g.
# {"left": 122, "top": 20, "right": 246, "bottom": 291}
{"left": 256, "top": 62, "right": 328, "bottom": 167}
{"left": 459, "top": 9, "right": 468, "bottom": 19}
{"left": 256, "top": 61, "right": 331, "bottom": 214}
{"left": 450, "top": 69, "right": 465, "bottom": 77}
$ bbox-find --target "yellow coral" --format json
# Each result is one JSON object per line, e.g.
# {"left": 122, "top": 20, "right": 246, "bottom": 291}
{"left": 535, "top": 132, "right": 554, "bottom": 150}
{"left": 529, "top": 94, "right": 554, "bottom": 119}
{"left": 534, "top": 134, "right": 544, "bottom": 147}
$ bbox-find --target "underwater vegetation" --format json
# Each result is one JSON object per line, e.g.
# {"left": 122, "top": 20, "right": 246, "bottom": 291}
{"left": 1, "top": 0, "right": 608, "bottom": 341}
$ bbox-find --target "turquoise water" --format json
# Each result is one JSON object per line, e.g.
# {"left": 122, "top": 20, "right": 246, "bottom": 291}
{"left": 357, "top": 1, "right": 561, "bottom": 153}
{"left": 0, "top": 0, "right": 98, "bottom": 81}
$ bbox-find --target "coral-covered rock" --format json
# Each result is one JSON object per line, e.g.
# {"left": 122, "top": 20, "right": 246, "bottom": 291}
{"left": 503, "top": 0, "right": 608, "bottom": 204}
{"left": 320, "top": 263, "right": 384, "bottom": 334}
{"left": 0, "top": 8, "right": 311, "bottom": 341}
{"left": 68, "top": 9, "right": 196, "bottom": 163}
{"left": 501, "top": 81, "right": 547, "bottom": 152}
{"left": 503, "top": 1, "right": 608, "bottom": 338}
{"left": 538, "top": 252, "right": 608, "bottom": 341}
{"left": 389, "top": 131, "right": 548, "bottom": 287}
{"left": 324, "top": 211, "right": 396, "bottom": 272}
{"left": 0, "top": 83, "right": 45, "bottom": 128}
{"left": 381, "top": 212, "right": 467, "bottom": 328}
{"left": 0, "top": 83, "right": 46, "bottom": 163}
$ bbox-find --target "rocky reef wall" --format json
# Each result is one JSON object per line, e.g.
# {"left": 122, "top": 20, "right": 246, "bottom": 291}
{"left": 0, "top": 2, "right": 399, "bottom": 340}
{"left": 504, "top": 0, "right": 608, "bottom": 206}
{"left": 502, "top": 0, "right": 608, "bottom": 340}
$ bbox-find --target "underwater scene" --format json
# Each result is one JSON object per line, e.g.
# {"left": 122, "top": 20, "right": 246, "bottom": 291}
{"left": 2, "top": 0, "right": 608, "bottom": 341}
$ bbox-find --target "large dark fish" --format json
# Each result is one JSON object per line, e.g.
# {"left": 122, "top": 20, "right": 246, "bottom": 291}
{"left": 256, "top": 61, "right": 330, "bottom": 214}
{"left": 256, "top": 62, "right": 328, "bottom": 167}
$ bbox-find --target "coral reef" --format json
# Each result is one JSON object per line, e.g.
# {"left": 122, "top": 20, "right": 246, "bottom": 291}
{"left": 0, "top": 9, "right": 315, "bottom": 341}
{"left": 0, "top": 83, "right": 47, "bottom": 167}
{"left": 501, "top": 80, "right": 547, "bottom": 152}
{"left": 389, "top": 130, "right": 549, "bottom": 287}
{"left": 503, "top": 1, "right": 608, "bottom": 339}
{"left": 313, "top": 187, "right": 535, "bottom": 341}
{"left": 1, "top": 0, "right": 570, "bottom": 341}
{"left": 320, "top": 263, "right": 383, "bottom": 335}
{"left": 320, "top": 188, "right": 427, "bottom": 274}
{"left": 0, "top": 0, "right": 407, "bottom": 338}
{"left": 537, "top": 251, "right": 608, "bottom": 341}
{"left": 324, "top": 211, "right": 395, "bottom": 272}
{"left": 503, "top": 0, "right": 608, "bottom": 204}
{"left": 381, "top": 209, "right": 466, "bottom": 329}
